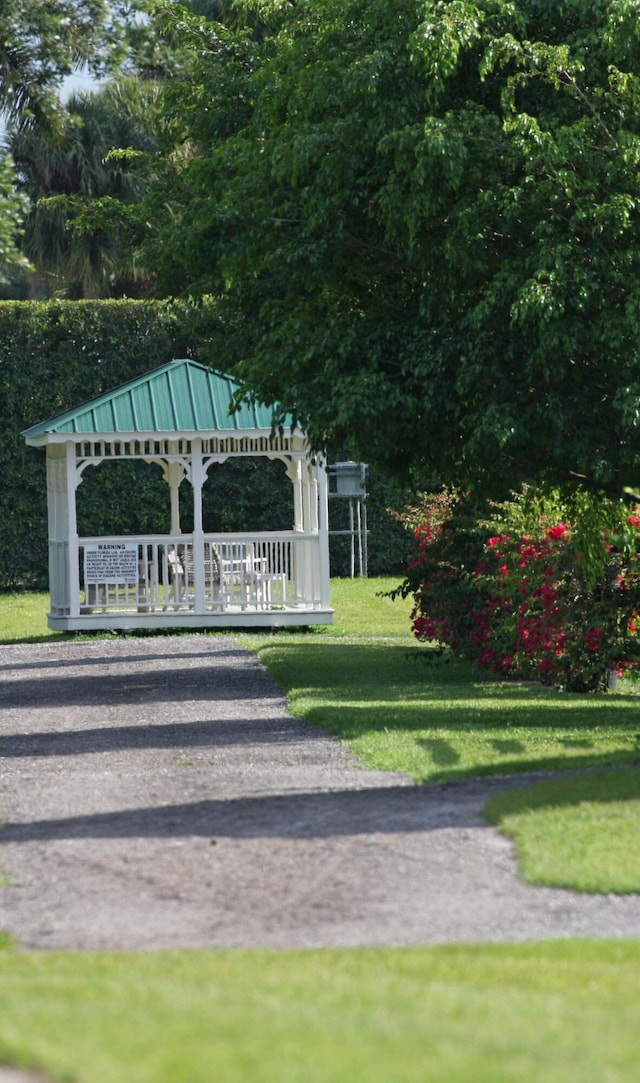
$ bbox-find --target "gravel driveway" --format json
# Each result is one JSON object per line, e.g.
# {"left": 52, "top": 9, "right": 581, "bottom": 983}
{"left": 1, "top": 635, "right": 639, "bottom": 950}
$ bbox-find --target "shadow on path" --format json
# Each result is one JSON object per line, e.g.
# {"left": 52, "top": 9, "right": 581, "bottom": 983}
{"left": 0, "top": 662, "right": 282, "bottom": 709}
{"left": 0, "top": 717, "right": 326, "bottom": 757}
{"left": 0, "top": 784, "right": 478, "bottom": 843}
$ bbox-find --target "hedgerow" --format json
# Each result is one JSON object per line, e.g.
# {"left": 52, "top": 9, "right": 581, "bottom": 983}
{"left": 1, "top": 300, "right": 409, "bottom": 588}
{"left": 0, "top": 298, "right": 226, "bottom": 587}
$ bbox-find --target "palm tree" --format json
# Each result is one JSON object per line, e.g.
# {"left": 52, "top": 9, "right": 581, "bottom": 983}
{"left": 6, "top": 1, "right": 276, "bottom": 296}
{"left": 0, "top": 0, "right": 147, "bottom": 131}
{"left": 9, "top": 78, "right": 161, "bottom": 297}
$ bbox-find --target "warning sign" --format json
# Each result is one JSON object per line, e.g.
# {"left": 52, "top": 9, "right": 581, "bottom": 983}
{"left": 84, "top": 542, "right": 139, "bottom": 585}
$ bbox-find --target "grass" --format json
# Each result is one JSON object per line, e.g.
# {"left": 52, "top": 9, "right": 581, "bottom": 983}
{"left": 248, "top": 636, "right": 640, "bottom": 781}
{"left": 238, "top": 580, "right": 640, "bottom": 785}
{"left": 2, "top": 581, "right": 640, "bottom": 1082}
{"left": 0, "top": 591, "right": 65, "bottom": 643}
{"left": 249, "top": 581, "right": 640, "bottom": 893}
{"left": 484, "top": 767, "right": 640, "bottom": 893}
{"left": 0, "top": 580, "right": 413, "bottom": 644}
{"left": 1, "top": 941, "right": 640, "bottom": 1083}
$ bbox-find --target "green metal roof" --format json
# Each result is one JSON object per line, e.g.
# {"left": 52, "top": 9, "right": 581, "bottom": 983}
{"left": 22, "top": 359, "right": 291, "bottom": 440}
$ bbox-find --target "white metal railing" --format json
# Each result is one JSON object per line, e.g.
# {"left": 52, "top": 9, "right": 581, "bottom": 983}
{"left": 77, "top": 532, "right": 324, "bottom": 615}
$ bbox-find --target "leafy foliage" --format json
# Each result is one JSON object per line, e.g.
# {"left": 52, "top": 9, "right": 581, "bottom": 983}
{"left": 0, "top": 0, "right": 149, "bottom": 131}
{"left": 399, "top": 487, "right": 640, "bottom": 691}
{"left": 0, "top": 153, "right": 30, "bottom": 286}
{"left": 1, "top": 299, "right": 408, "bottom": 587}
{"left": 133, "top": 0, "right": 640, "bottom": 497}
{"left": 0, "top": 299, "right": 210, "bottom": 587}
{"left": 9, "top": 78, "right": 163, "bottom": 298}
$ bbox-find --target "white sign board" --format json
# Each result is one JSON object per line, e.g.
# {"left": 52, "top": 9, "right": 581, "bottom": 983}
{"left": 84, "top": 542, "right": 139, "bottom": 585}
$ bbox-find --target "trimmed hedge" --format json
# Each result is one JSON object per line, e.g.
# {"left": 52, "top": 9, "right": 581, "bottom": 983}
{"left": 1, "top": 300, "right": 411, "bottom": 588}
{"left": 0, "top": 299, "right": 214, "bottom": 587}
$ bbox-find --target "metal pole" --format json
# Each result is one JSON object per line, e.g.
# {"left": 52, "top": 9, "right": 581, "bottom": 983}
{"left": 349, "top": 499, "right": 355, "bottom": 578}
{"left": 356, "top": 499, "right": 363, "bottom": 576}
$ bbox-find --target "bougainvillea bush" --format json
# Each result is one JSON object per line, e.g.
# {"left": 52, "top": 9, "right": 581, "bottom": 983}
{"left": 397, "top": 488, "right": 640, "bottom": 692}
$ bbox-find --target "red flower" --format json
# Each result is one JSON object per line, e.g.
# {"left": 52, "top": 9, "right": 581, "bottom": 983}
{"left": 545, "top": 523, "right": 571, "bottom": 540}
{"left": 584, "top": 627, "right": 603, "bottom": 653}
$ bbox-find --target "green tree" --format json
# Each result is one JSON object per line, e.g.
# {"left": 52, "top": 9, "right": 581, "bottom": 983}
{"left": 137, "top": 0, "right": 640, "bottom": 499}
{"left": 0, "top": 152, "right": 31, "bottom": 293}
{"left": 2, "top": 1, "right": 258, "bottom": 297}
{"left": 0, "top": 0, "right": 151, "bottom": 130}
{"left": 9, "top": 78, "right": 162, "bottom": 297}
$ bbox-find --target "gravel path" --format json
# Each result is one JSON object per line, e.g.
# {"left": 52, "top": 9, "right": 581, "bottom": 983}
{"left": 1, "top": 635, "right": 639, "bottom": 951}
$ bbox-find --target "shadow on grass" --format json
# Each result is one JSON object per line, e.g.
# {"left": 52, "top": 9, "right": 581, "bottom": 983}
{"left": 261, "top": 641, "right": 640, "bottom": 706}
{"left": 298, "top": 700, "right": 640, "bottom": 781}
{"left": 257, "top": 641, "right": 640, "bottom": 781}
{"left": 483, "top": 766, "right": 640, "bottom": 824}
{"left": 0, "top": 633, "right": 74, "bottom": 645}
{"left": 0, "top": 628, "right": 238, "bottom": 647}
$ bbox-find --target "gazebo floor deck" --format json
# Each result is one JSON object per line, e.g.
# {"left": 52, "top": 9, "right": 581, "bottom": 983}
{"left": 48, "top": 605, "right": 334, "bottom": 632}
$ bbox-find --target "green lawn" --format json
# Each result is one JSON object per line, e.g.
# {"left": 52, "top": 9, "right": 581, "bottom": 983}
{"left": 0, "top": 590, "right": 58, "bottom": 642}
{"left": 248, "top": 581, "right": 640, "bottom": 894}
{"left": 1, "top": 941, "right": 640, "bottom": 1083}
{"left": 5, "top": 583, "right": 640, "bottom": 783}
{"left": 240, "top": 580, "right": 640, "bottom": 785}
{"left": 484, "top": 767, "right": 640, "bottom": 893}
{"left": 2, "top": 582, "right": 640, "bottom": 1082}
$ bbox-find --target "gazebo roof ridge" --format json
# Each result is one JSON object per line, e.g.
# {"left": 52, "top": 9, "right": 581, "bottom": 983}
{"left": 22, "top": 358, "right": 293, "bottom": 442}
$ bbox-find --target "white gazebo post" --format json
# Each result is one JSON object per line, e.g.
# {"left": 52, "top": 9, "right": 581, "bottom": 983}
{"left": 190, "top": 438, "right": 206, "bottom": 614}
{"left": 316, "top": 459, "right": 331, "bottom": 610}
{"left": 45, "top": 441, "right": 81, "bottom": 619}
{"left": 45, "top": 444, "right": 69, "bottom": 617}
{"left": 66, "top": 441, "right": 81, "bottom": 618}
{"left": 291, "top": 457, "right": 321, "bottom": 604}
{"left": 288, "top": 458, "right": 305, "bottom": 533}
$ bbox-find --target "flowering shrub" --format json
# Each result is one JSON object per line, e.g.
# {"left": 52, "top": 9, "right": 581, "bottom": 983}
{"left": 397, "top": 488, "right": 640, "bottom": 692}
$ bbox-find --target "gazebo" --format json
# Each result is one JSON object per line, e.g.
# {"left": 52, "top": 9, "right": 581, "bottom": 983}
{"left": 22, "top": 358, "right": 333, "bottom": 631}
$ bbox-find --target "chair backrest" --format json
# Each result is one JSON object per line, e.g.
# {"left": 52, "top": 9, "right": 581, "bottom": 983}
{"left": 179, "top": 545, "right": 222, "bottom": 588}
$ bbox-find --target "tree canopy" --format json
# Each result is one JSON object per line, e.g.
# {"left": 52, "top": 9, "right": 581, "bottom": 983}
{"left": 9, "top": 78, "right": 163, "bottom": 298}
{"left": 0, "top": 1, "right": 260, "bottom": 298}
{"left": 0, "top": 152, "right": 30, "bottom": 289}
{"left": 0, "top": 0, "right": 151, "bottom": 130}
{"left": 131, "top": 0, "right": 640, "bottom": 498}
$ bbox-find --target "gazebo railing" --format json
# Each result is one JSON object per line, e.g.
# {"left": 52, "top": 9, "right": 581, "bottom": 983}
{"left": 75, "top": 532, "right": 324, "bottom": 615}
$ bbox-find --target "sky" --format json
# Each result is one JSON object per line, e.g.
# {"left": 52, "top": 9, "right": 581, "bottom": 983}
{"left": 1, "top": 67, "right": 104, "bottom": 144}
{"left": 61, "top": 68, "right": 104, "bottom": 100}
